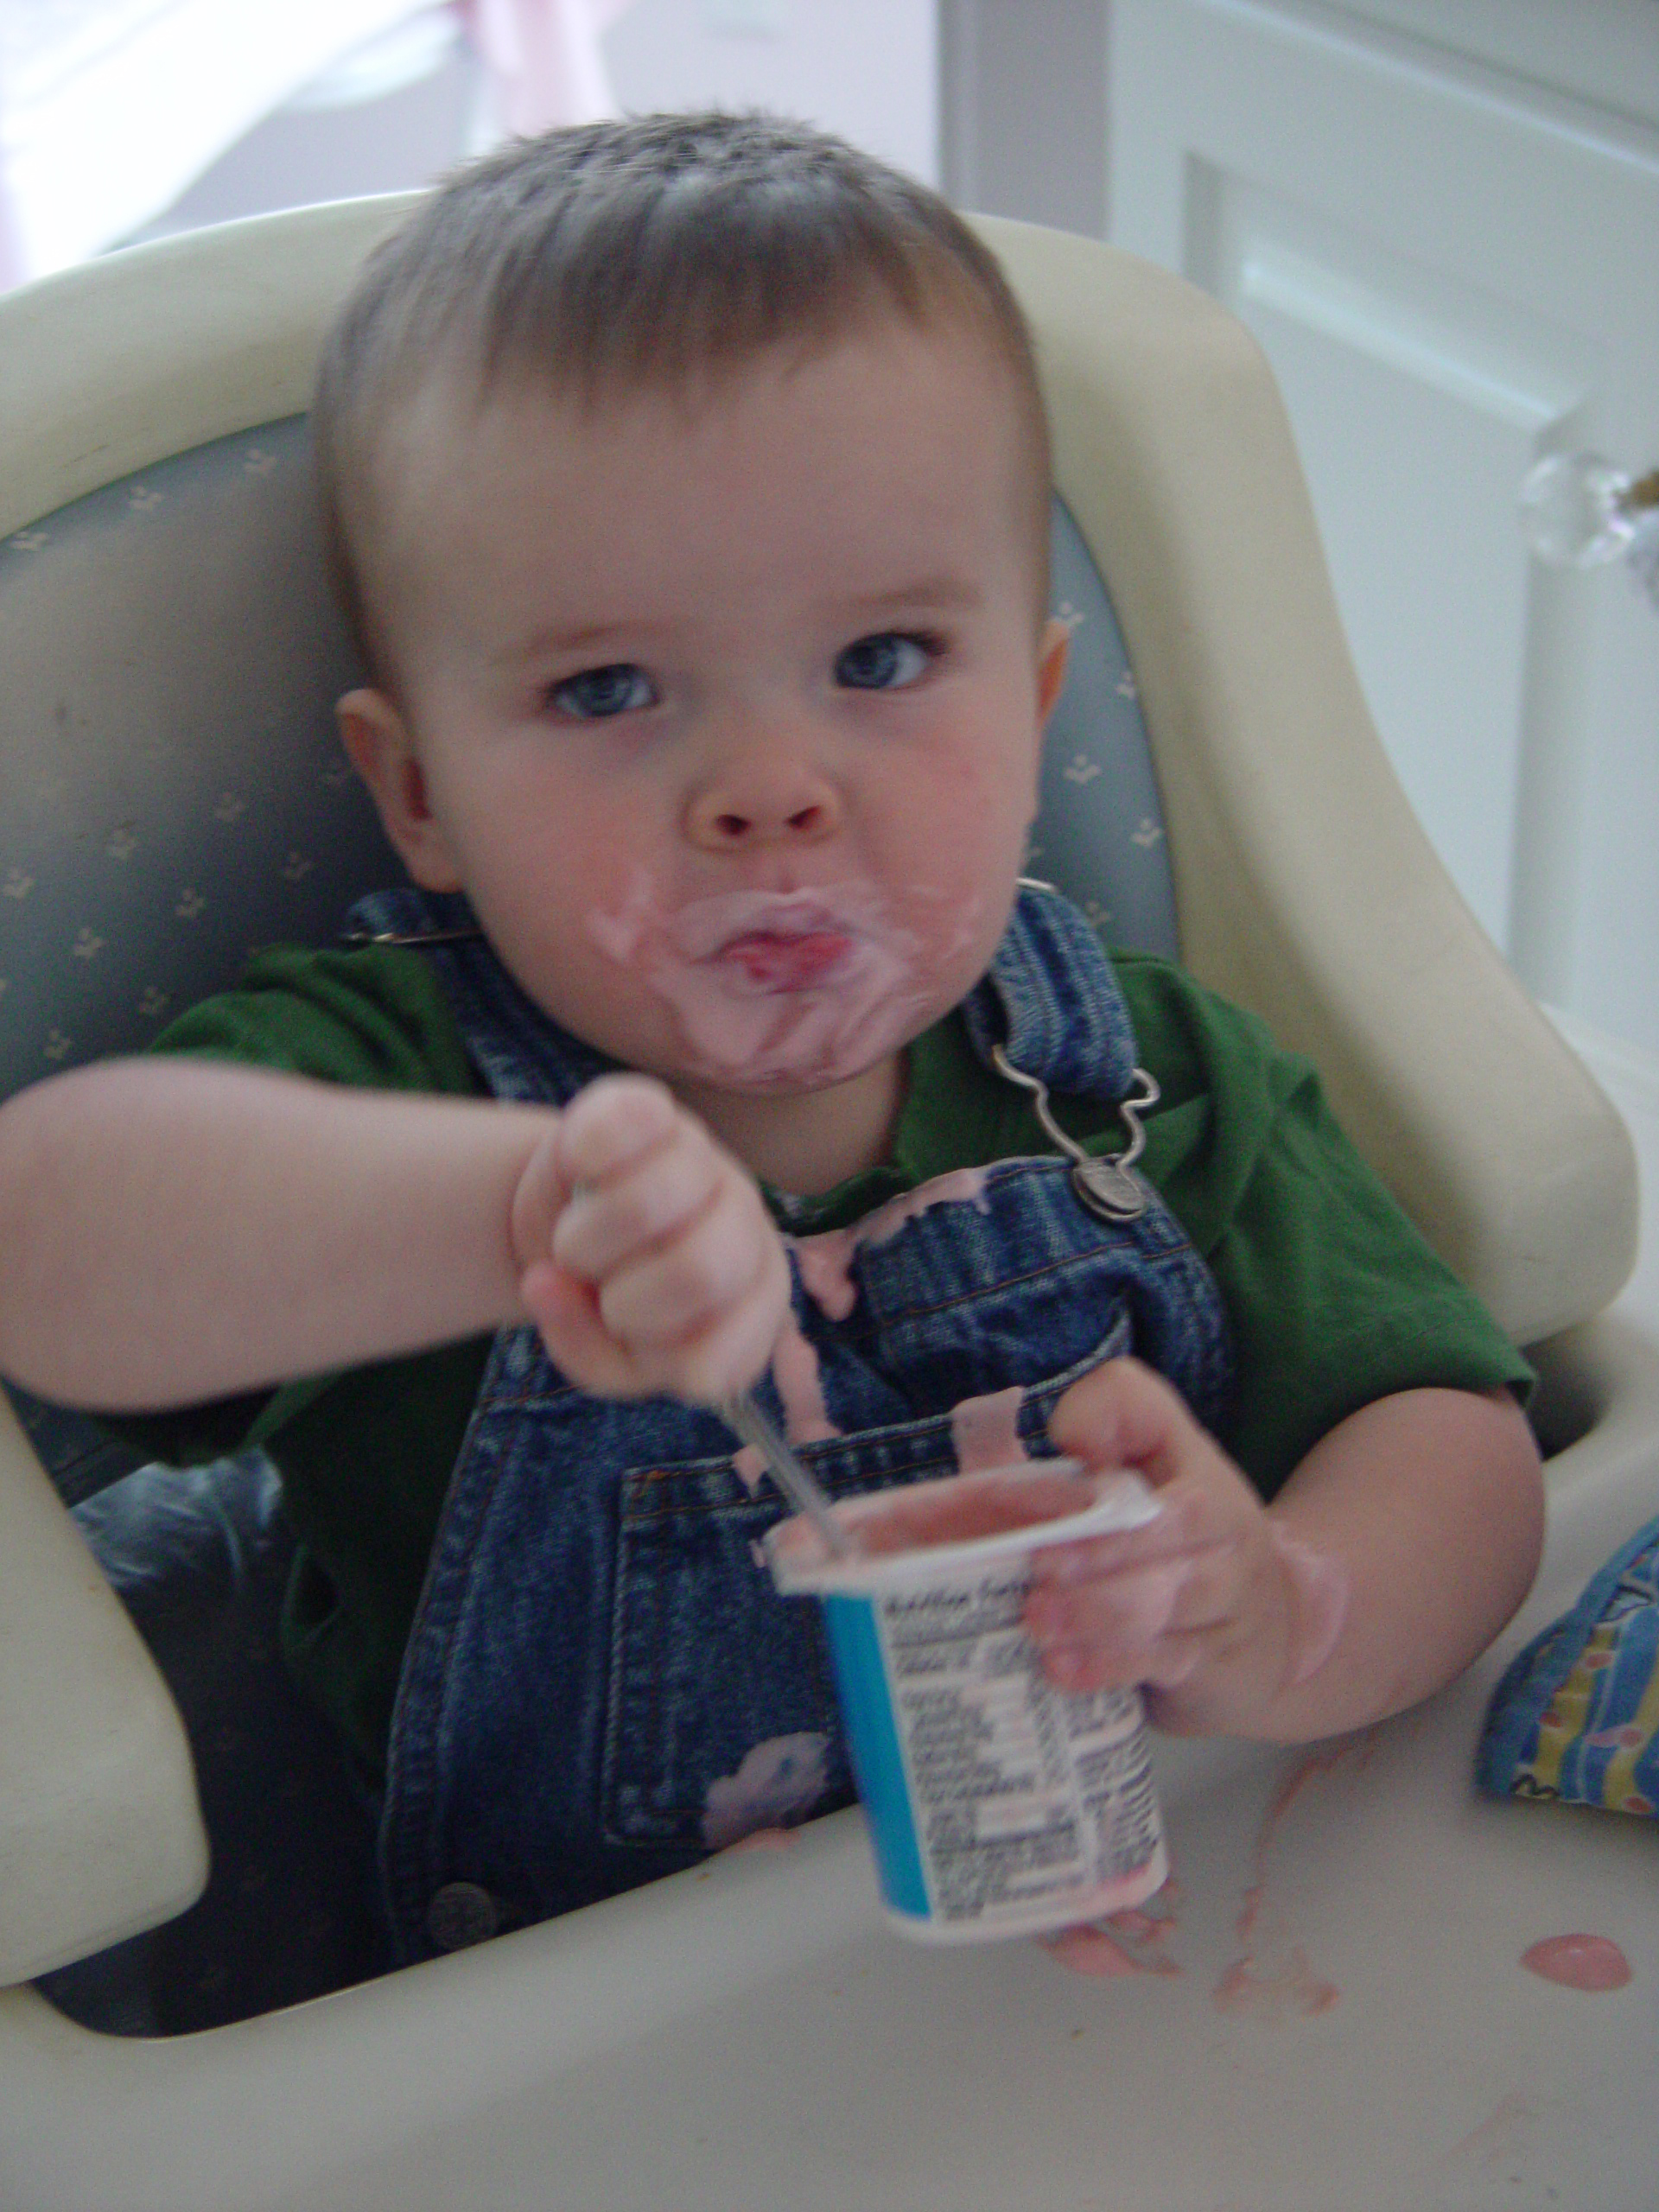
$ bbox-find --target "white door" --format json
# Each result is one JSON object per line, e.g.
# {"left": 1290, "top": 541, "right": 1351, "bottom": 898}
{"left": 1108, "top": 0, "right": 1659, "bottom": 1055}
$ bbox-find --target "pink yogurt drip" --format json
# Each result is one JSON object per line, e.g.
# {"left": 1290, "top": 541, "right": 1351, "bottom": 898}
{"left": 1044, "top": 1903, "right": 1182, "bottom": 1980}
{"left": 701, "top": 1732, "right": 829, "bottom": 1851}
{"left": 950, "top": 1385, "right": 1028, "bottom": 1474}
{"left": 1266, "top": 1523, "right": 1350, "bottom": 1688}
{"left": 1210, "top": 1733, "right": 1379, "bottom": 2021}
{"left": 772, "top": 1316, "right": 839, "bottom": 1444}
{"left": 732, "top": 1321, "right": 838, "bottom": 1496}
{"left": 720, "top": 1827, "right": 797, "bottom": 1855}
{"left": 1521, "top": 1934, "right": 1631, "bottom": 1991}
{"left": 1043, "top": 1925, "right": 1144, "bottom": 1978}
{"left": 1213, "top": 1948, "right": 1338, "bottom": 2021}
{"left": 586, "top": 873, "right": 935, "bottom": 1089}
{"left": 794, "top": 1167, "right": 992, "bottom": 1322}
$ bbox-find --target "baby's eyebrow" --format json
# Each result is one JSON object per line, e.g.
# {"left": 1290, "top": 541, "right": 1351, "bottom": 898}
{"left": 489, "top": 578, "right": 984, "bottom": 668}
{"left": 494, "top": 620, "right": 643, "bottom": 667}
{"left": 834, "top": 575, "right": 984, "bottom": 617}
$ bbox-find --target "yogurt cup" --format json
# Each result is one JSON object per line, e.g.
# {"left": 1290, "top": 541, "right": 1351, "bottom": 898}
{"left": 765, "top": 1460, "right": 1168, "bottom": 1942}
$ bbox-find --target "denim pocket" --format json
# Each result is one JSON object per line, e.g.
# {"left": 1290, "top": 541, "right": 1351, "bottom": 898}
{"left": 601, "top": 1315, "right": 1131, "bottom": 1852}
{"left": 846, "top": 1164, "right": 1191, "bottom": 1419}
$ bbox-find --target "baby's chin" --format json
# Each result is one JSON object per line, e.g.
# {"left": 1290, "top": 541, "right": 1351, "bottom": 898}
{"left": 632, "top": 935, "right": 938, "bottom": 1093}
{"left": 658, "top": 1011, "right": 925, "bottom": 1099}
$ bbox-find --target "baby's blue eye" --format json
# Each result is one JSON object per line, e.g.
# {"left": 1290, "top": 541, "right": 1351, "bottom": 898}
{"left": 835, "top": 632, "right": 933, "bottom": 691}
{"left": 550, "top": 664, "right": 656, "bottom": 719}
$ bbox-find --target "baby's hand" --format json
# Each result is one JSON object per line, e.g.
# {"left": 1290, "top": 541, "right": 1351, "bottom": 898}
{"left": 512, "top": 1073, "right": 791, "bottom": 1403}
{"left": 1024, "top": 1359, "right": 1346, "bottom": 1736}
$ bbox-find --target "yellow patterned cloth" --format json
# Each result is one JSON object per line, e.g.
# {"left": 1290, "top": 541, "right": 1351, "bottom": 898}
{"left": 1479, "top": 1517, "right": 1659, "bottom": 1816}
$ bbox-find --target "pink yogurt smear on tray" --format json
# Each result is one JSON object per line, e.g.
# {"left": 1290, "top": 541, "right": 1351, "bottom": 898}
{"left": 1521, "top": 1934, "right": 1631, "bottom": 1991}
{"left": 1044, "top": 1895, "right": 1182, "bottom": 1980}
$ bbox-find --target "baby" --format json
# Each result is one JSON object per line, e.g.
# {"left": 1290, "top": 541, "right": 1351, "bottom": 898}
{"left": 0, "top": 114, "right": 1542, "bottom": 1960}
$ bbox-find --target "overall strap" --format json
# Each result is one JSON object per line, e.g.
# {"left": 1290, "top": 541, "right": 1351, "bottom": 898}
{"left": 958, "top": 881, "right": 1141, "bottom": 1104}
{"left": 346, "top": 887, "right": 613, "bottom": 1109}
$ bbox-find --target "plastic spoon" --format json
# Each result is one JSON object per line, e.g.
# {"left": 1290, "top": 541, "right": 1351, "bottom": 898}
{"left": 719, "top": 1389, "right": 853, "bottom": 1559}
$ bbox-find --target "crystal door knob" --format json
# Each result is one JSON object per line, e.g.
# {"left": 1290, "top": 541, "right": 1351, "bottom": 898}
{"left": 1520, "top": 453, "right": 1659, "bottom": 569}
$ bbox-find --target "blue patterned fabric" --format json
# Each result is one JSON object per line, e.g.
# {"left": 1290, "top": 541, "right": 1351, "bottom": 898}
{"left": 0, "top": 416, "right": 392, "bottom": 1103}
{"left": 1478, "top": 1516, "right": 1659, "bottom": 1818}
{"left": 1033, "top": 499, "right": 1179, "bottom": 960}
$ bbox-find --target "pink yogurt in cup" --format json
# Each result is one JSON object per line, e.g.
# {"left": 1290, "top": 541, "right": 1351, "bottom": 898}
{"left": 766, "top": 1461, "right": 1169, "bottom": 1942}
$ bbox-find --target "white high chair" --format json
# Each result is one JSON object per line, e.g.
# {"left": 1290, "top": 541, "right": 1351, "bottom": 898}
{"left": 2, "top": 197, "right": 1656, "bottom": 2211}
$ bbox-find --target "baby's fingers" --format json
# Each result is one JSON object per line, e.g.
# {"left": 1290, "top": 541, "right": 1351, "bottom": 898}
{"left": 520, "top": 1260, "right": 658, "bottom": 1399}
{"left": 1048, "top": 1356, "right": 1216, "bottom": 1492}
{"left": 523, "top": 1247, "right": 785, "bottom": 1404}
{"left": 1026, "top": 1560, "right": 1189, "bottom": 1689}
{"left": 551, "top": 1124, "right": 721, "bottom": 1281}
{"left": 556, "top": 1073, "right": 679, "bottom": 1186}
{"left": 510, "top": 1076, "right": 681, "bottom": 1280}
{"left": 1024, "top": 1541, "right": 1242, "bottom": 1693}
{"left": 596, "top": 1192, "right": 777, "bottom": 1350}
{"left": 643, "top": 1267, "right": 791, "bottom": 1405}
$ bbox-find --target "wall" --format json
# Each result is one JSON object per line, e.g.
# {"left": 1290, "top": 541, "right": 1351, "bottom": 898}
{"left": 606, "top": 0, "right": 937, "bottom": 181}
{"left": 126, "top": 0, "right": 938, "bottom": 249}
{"left": 937, "top": 0, "right": 1107, "bottom": 232}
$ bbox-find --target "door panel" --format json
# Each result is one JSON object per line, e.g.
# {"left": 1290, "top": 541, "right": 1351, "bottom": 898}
{"left": 1110, "top": 0, "right": 1659, "bottom": 1048}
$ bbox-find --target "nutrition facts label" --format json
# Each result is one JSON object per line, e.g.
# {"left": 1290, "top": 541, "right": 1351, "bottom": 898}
{"left": 874, "top": 1566, "right": 1162, "bottom": 1926}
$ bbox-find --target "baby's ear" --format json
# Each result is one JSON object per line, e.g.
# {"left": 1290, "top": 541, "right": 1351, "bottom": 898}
{"left": 1036, "top": 617, "right": 1071, "bottom": 726}
{"left": 336, "top": 689, "right": 463, "bottom": 892}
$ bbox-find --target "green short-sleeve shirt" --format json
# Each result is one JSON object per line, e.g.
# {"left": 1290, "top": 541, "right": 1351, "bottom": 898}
{"left": 119, "top": 938, "right": 1531, "bottom": 1779}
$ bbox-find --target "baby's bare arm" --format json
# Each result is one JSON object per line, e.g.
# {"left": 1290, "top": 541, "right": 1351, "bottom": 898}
{"left": 1237, "top": 1381, "right": 1543, "bottom": 1739}
{"left": 1026, "top": 1358, "right": 1543, "bottom": 1743}
{"left": 0, "top": 1058, "right": 553, "bottom": 1409}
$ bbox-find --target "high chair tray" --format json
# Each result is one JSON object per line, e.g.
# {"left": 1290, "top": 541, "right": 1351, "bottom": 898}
{"left": 3, "top": 1311, "right": 1656, "bottom": 2212}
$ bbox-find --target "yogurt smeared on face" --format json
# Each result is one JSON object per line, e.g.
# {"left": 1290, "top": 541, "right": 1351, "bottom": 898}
{"left": 588, "top": 872, "right": 933, "bottom": 1089}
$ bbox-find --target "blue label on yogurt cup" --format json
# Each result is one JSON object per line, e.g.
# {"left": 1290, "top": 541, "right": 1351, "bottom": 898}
{"left": 767, "top": 1463, "right": 1168, "bottom": 1941}
{"left": 819, "top": 1593, "right": 931, "bottom": 1920}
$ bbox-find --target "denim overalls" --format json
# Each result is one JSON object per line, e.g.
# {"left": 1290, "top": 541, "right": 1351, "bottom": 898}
{"left": 347, "top": 883, "right": 1234, "bottom": 1963}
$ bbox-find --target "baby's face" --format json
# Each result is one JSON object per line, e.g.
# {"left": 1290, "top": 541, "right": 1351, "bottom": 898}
{"left": 345, "top": 319, "right": 1067, "bottom": 1137}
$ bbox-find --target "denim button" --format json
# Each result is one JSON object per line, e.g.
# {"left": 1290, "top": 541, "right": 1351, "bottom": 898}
{"left": 426, "top": 1881, "right": 499, "bottom": 1951}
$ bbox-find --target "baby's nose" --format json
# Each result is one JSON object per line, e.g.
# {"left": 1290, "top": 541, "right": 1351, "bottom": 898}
{"left": 683, "top": 744, "right": 842, "bottom": 851}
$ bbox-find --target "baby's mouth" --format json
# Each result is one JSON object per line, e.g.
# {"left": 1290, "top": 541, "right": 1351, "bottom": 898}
{"left": 589, "top": 872, "right": 929, "bottom": 1086}
{"left": 671, "top": 891, "right": 864, "bottom": 994}
{"left": 713, "top": 926, "right": 853, "bottom": 993}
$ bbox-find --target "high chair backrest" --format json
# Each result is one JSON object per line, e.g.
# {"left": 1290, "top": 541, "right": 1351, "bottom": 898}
{"left": 0, "top": 196, "right": 1637, "bottom": 1984}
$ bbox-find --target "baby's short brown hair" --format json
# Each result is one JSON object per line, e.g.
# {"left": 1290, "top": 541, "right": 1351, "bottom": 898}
{"left": 313, "top": 111, "right": 1052, "bottom": 674}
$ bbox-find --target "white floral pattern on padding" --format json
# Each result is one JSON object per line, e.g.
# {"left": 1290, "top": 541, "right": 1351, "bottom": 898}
{"left": 1035, "top": 499, "right": 1177, "bottom": 957}
{"left": 0, "top": 418, "right": 399, "bottom": 1096}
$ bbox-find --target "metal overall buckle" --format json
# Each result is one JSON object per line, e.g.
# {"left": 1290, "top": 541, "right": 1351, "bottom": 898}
{"left": 991, "top": 1043, "right": 1160, "bottom": 1224}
